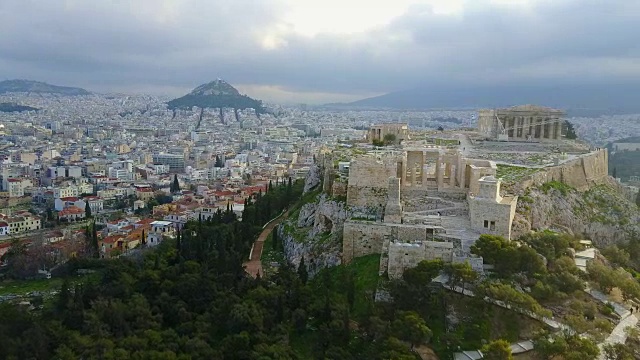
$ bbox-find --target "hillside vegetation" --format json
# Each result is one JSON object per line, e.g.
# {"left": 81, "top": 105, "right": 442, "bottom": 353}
{"left": 0, "top": 79, "right": 90, "bottom": 95}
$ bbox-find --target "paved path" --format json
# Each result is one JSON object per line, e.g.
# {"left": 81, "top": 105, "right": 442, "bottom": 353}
{"left": 598, "top": 313, "right": 638, "bottom": 359}
{"left": 585, "top": 287, "right": 631, "bottom": 318}
{"left": 439, "top": 281, "right": 573, "bottom": 332}
{"left": 243, "top": 211, "right": 289, "bottom": 278}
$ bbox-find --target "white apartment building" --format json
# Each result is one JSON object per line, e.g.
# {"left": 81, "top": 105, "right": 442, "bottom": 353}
{"left": 4, "top": 178, "right": 25, "bottom": 197}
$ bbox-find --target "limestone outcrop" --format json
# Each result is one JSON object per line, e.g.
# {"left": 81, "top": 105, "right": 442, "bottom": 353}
{"left": 512, "top": 179, "right": 640, "bottom": 245}
{"left": 303, "top": 164, "right": 322, "bottom": 194}
{"left": 280, "top": 193, "right": 352, "bottom": 277}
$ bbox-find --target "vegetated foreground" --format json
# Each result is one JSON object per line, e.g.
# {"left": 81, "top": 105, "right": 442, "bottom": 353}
{"left": 2, "top": 184, "right": 640, "bottom": 359}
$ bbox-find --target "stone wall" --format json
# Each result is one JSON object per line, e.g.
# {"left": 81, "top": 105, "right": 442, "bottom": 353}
{"left": 342, "top": 221, "right": 391, "bottom": 263}
{"left": 346, "top": 156, "right": 398, "bottom": 207}
{"left": 387, "top": 241, "right": 454, "bottom": 279}
{"left": 515, "top": 149, "right": 609, "bottom": 192}
{"left": 331, "top": 181, "right": 347, "bottom": 197}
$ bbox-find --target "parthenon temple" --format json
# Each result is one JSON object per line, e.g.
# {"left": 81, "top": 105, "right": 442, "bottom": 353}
{"left": 477, "top": 105, "right": 565, "bottom": 141}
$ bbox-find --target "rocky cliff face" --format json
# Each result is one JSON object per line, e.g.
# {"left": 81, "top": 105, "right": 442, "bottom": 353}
{"left": 512, "top": 178, "right": 640, "bottom": 246}
{"left": 279, "top": 193, "right": 352, "bottom": 277}
{"left": 303, "top": 164, "right": 322, "bottom": 194}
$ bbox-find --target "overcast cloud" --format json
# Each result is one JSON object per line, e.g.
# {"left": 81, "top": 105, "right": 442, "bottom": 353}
{"left": 0, "top": 0, "right": 638, "bottom": 103}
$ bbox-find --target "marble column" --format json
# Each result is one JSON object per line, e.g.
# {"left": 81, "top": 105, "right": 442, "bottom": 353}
{"left": 436, "top": 157, "right": 444, "bottom": 190}
{"left": 422, "top": 164, "right": 429, "bottom": 188}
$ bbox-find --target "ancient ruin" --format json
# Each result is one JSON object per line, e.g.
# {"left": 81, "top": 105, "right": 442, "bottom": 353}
{"left": 477, "top": 105, "right": 565, "bottom": 141}
{"left": 339, "top": 117, "right": 610, "bottom": 279}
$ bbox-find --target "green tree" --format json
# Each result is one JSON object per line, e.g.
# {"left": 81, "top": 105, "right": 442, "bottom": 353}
{"left": 392, "top": 311, "right": 432, "bottom": 349}
{"left": 84, "top": 201, "right": 92, "bottom": 218}
{"left": 297, "top": 256, "right": 308, "bottom": 285}
{"left": 445, "top": 261, "right": 478, "bottom": 292}
{"left": 601, "top": 245, "right": 631, "bottom": 268}
{"left": 603, "top": 343, "right": 634, "bottom": 360}
{"left": 383, "top": 133, "right": 397, "bottom": 145}
{"left": 636, "top": 190, "right": 640, "bottom": 208}
{"left": 535, "top": 332, "right": 599, "bottom": 360}
{"left": 565, "top": 120, "right": 578, "bottom": 139}
{"left": 470, "top": 234, "right": 510, "bottom": 264}
{"left": 481, "top": 339, "right": 513, "bottom": 360}
{"left": 271, "top": 228, "right": 278, "bottom": 251}
{"left": 476, "top": 281, "right": 550, "bottom": 318}
{"left": 403, "top": 259, "right": 444, "bottom": 285}
{"left": 171, "top": 174, "right": 180, "bottom": 194}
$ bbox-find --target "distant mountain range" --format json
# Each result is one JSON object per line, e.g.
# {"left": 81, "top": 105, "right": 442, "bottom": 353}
{"left": 332, "top": 83, "right": 640, "bottom": 116}
{"left": 167, "top": 79, "right": 265, "bottom": 113}
{"left": 0, "top": 79, "right": 90, "bottom": 96}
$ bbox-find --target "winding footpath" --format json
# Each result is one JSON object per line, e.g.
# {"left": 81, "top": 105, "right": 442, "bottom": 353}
{"left": 443, "top": 280, "right": 639, "bottom": 359}
{"left": 597, "top": 313, "right": 638, "bottom": 360}
{"left": 243, "top": 210, "right": 289, "bottom": 278}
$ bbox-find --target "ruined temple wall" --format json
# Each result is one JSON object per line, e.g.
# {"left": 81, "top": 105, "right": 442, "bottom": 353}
{"left": 516, "top": 149, "right": 609, "bottom": 192}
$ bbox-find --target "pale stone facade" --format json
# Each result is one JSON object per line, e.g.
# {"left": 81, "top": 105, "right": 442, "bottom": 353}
{"left": 369, "top": 123, "right": 409, "bottom": 144}
{"left": 478, "top": 105, "right": 565, "bottom": 141}
{"left": 468, "top": 176, "right": 518, "bottom": 240}
{"left": 342, "top": 147, "right": 515, "bottom": 279}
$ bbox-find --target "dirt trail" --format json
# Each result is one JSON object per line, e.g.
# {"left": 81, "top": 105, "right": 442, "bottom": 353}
{"left": 244, "top": 211, "right": 289, "bottom": 278}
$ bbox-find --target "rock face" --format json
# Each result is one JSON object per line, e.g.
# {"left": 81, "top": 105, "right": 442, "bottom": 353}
{"left": 279, "top": 193, "right": 352, "bottom": 277}
{"left": 512, "top": 179, "right": 640, "bottom": 246}
{"left": 303, "top": 164, "right": 322, "bottom": 194}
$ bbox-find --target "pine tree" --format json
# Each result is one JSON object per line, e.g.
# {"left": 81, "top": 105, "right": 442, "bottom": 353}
{"left": 298, "top": 256, "right": 309, "bottom": 285}
{"left": 84, "top": 201, "right": 92, "bottom": 218}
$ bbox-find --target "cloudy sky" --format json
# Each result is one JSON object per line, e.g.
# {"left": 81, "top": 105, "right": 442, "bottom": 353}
{"left": 0, "top": 0, "right": 638, "bottom": 104}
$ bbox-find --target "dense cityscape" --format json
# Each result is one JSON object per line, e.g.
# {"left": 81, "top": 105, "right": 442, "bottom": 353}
{"left": 1, "top": 0, "right": 640, "bottom": 359}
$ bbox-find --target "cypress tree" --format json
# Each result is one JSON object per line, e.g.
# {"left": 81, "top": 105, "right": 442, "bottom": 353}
{"left": 175, "top": 230, "right": 182, "bottom": 262}
{"left": 286, "top": 177, "right": 293, "bottom": 205}
{"left": 91, "top": 221, "right": 99, "bottom": 258}
{"left": 297, "top": 256, "right": 309, "bottom": 285}
{"left": 268, "top": 180, "right": 273, "bottom": 192}
{"left": 272, "top": 227, "right": 278, "bottom": 250}
{"left": 171, "top": 174, "right": 180, "bottom": 193}
{"left": 84, "top": 201, "right": 92, "bottom": 218}
{"left": 613, "top": 167, "right": 617, "bottom": 179}
{"left": 636, "top": 190, "right": 640, "bottom": 208}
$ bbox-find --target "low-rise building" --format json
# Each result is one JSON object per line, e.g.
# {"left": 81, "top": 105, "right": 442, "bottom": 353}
{"left": 0, "top": 211, "right": 41, "bottom": 234}
{"left": 58, "top": 206, "right": 86, "bottom": 222}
